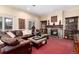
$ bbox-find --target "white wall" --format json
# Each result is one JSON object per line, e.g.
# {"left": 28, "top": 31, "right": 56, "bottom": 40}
{"left": 0, "top": 6, "right": 40, "bottom": 32}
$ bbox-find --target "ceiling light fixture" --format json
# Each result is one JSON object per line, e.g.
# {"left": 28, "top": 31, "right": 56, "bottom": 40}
{"left": 32, "top": 5, "right": 36, "bottom": 7}
{"left": 26, "top": 5, "right": 36, "bottom": 11}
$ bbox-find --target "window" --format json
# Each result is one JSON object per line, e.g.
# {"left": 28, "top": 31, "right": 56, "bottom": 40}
{"left": 28, "top": 21, "right": 35, "bottom": 30}
{"left": 0, "top": 16, "right": 13, "bottom": 31}
{"left": 4, "top": 17, "right": 13, "bottom": 30}
{"left": 0, "top": 17, "right": 2, "bottom": 30}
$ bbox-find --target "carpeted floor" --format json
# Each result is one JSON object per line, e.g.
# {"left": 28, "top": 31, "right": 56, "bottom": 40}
{"left": 32, "top": 37, "right": 74, "bottom": 54}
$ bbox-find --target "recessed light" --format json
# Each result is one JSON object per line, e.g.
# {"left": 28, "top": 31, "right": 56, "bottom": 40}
{"left": 26, "top": 8, "right": 30, "bottom": 11}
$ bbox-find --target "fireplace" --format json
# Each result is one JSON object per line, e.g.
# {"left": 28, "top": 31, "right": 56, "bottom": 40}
{"left": 47, "top": 25, "right": 63, "bottom": 38}
{"left": 51, "top": 29, "right": 58, "bottom": 36}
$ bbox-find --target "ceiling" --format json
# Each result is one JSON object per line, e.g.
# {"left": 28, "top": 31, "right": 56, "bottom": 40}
{"left": 11, "top": 5, "right": 79, "bottom": 16}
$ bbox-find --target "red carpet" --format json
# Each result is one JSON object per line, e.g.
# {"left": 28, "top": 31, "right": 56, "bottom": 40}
{"left": 32, "top": 37, "right": 74, "bottom": 54}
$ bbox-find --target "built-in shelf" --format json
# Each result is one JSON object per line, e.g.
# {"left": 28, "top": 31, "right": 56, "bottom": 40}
{"left": 65, "top": 16, "right": 78, "bottom": 40}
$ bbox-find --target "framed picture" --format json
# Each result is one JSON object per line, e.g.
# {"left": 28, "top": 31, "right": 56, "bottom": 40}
{"left": 18, "top": 18, "right": 25, "bottom": 29}
{"left": 28, "top": 21, "right": 35, "bottom": 30}
{"left": 51, "top": 16, "right": 57, "bottom": 22}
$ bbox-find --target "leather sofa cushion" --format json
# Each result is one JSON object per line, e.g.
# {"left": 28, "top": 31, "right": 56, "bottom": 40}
{"left": 1, "top": 37, "right": 19, "bottom": 46}
{"left": 11, "top": 30, "right": 23, "bottom": 37}
{"left": 1, "top": 32, "right": 11, "bottom": 38}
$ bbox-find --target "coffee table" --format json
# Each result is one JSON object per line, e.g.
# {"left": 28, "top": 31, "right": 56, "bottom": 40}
{"left": 29, "top": 36, "right": 47, "bottom": 48}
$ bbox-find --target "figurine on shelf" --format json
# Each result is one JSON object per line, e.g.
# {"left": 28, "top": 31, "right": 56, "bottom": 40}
{"left": 32, "top": 25, "right": 35, "bottom": 36}
{"left": 59, "top": 20, "right": 61, "bottom": 25}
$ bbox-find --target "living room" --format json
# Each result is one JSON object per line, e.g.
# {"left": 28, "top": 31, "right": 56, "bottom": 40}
{"left": 0, "top": 5, "right": 79, "bottom": 54}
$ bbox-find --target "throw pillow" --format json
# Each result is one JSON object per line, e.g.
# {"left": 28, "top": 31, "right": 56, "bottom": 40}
{"left": 0, "top": 40, "right": 4, "bottom": 44}
{"left": 22, "top": 30, "right": 31, "bottom": 35}
{"left": 6, "top": 32, "right": 16, "bottom": 38}
{"left": 15, "top": 30, "right": 23, "bottom": 37}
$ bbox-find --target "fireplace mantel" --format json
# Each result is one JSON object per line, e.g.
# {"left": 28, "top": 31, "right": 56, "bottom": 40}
{"left": 46, "top": 25, "right": 63, "bottom": 28}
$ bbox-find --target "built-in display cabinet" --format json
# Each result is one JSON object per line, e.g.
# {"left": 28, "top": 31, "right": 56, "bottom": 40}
{"left": 64, "top": 16, "right": 78, "bottom": 40}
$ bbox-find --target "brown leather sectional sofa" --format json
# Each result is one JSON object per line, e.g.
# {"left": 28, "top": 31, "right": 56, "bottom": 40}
{"left": 0, "top": 30, "right": 33, "bottom": 54}
{"left": 0, "top": 30, "right": 49, "bottom": 54}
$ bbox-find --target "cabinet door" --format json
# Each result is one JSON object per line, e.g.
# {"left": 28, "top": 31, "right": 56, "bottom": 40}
{"left": 19, "top": 18, "right": 25, "bottom": 29}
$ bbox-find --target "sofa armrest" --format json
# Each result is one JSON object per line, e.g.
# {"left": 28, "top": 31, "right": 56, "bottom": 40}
{"left": 0, "top": 40, "right": 31, "bottom": 54}
{"left": 0, "top": 40, "right": 5, "bottom": 49}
